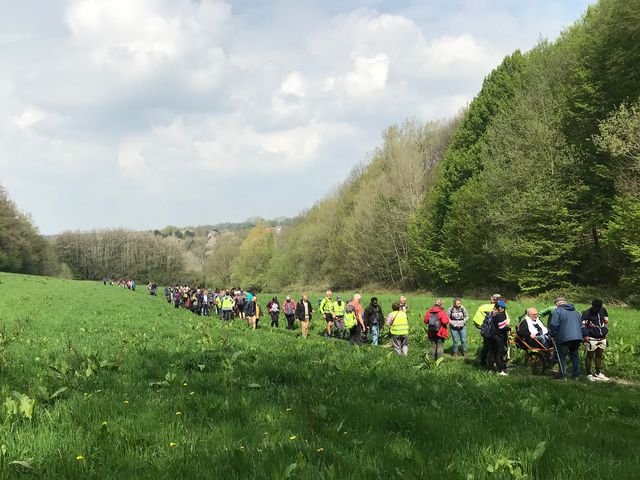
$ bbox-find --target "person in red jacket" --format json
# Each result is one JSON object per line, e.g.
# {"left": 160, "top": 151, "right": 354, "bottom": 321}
{"left": 424, "top": 299, "right": 450, "bottom": 360}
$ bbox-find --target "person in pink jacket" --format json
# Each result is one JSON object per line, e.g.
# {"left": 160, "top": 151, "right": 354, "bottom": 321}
{"left": 424, "top": 299, "right": 450, "bottom": 360}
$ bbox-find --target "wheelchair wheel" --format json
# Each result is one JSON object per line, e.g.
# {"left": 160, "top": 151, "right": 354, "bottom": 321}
{"left": 527, "top": 353, "right": 545, "bottom": 375}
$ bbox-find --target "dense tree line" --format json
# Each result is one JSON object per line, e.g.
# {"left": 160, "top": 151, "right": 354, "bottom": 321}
{"left": 408, "top": 0, "right": 640, "bottom": 296}
{"left": 0, "top": 186, "right": 59, "bottom": 276}
{"left": 55, "top": 230, "right": 185, "bottom": 284}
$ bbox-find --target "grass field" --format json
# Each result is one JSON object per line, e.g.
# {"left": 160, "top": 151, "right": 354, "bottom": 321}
{"left": 0, "top": 273, "right": 639, "bottom": 479}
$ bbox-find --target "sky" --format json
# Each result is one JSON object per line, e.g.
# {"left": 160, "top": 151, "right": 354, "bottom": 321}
{"left": 1, "top": 0, "right": 594, "bottom": 234}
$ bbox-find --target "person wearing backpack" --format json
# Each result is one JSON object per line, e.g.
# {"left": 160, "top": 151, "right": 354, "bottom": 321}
{"left": 267, "top": 297, "right": 280, "bottom": 328}
{"left": 244, "top": 295, "right": 257, "bottom": 330}
{"left": 282, "top": 296, "right": 297, "bottom": 330}
{"left": 482, "top": 300, "right": 510, "bottom": 375}
{"left": 424, "top": 299, "right": 449, "bottom": 361}
{"left": 386, "top": 303, "right": 409, "bottom": 355}
{"left": 581, "top": 299, "right": 610, "bottom": 381}
{"left": 363, "top": 297, "right": 384, "bottom": 346}
{"left": 447, "top": 298, "right": 469, "bottom": 357}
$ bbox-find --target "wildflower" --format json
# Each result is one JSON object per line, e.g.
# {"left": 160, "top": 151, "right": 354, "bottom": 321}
{"left": 289, "top": 435, "right": 296, "bottom": 440}
{"left": 123, "top": 400, "right": 129, "bottom": 405}
{"left": 76, "top": 455, "right": 84, "bottom": 461}
{"left": 101, "top": 421, "right": 108, "bottom": 427}
{"left": 183, "top": 383, "right": 188, "bottom": 387}
{"left": 317, "top": 448, "right": 324, "bottom": 453}
{"left": 189, "top": 391, "right": 195, "bottom": 396}
{"left": 176, "top": 411, "right": 182, "bottom": 416}
{"left": 169, "top": 442, "right": 177, "bottom": 447}
{"left": 96, "top": 389, "right": 102, "bottom": 393}
{"left": 286, "top": 408, "right": 292, "bottom": 411}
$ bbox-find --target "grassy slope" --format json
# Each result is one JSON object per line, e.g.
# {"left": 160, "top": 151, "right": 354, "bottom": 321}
{"left": 0, "top": 273, "right": 638, "bottom": 479}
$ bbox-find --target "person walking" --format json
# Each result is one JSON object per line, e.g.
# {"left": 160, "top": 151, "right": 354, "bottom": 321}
{"left": 319, "top": 290, "right": 334, "bottom": 338}
{"left": 363, "top": 297, "right": 384, "bottom": 346}
{"left": 331, "top": 296, "right": 347, "bottom": 339}
{"left": 424, "top": 299, "right": 450, "bottom": 361}
{"left": 348, "top": 294, "right": 366, "bottom": 346}
{"left": 267, "top": 296, "right": 280, "bottom": 328}
{"left": 447, "top": 298, "right": 469, "bottom": 357}
{"left": 221, "top": 290, "right": 235, "bottom": 322}
{"left": 244, "top": 295, "right": 257, "bottom": 330}
{"left": 295, "top": 294, "right": 313, "bottom": 338}
{"left": 581, "top": 299, "right": 610, "bottom": 381}
{"left": 549, "top": 296, "right": 583, "bottom": 380}
{"left": 282, "top": 295, "right": 297, "bottom": 330}
{"left": 387, "top": 303, "right": 409, "bottom": 355}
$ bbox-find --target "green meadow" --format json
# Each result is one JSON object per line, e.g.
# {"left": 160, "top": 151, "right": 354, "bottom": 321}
{"left": 0, "top": 272, "right": 639, "bottom": 479}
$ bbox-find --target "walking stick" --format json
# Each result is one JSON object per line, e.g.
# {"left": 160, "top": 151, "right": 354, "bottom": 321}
{"left": 551, "top": 338, "right": 565, "bottom": 376}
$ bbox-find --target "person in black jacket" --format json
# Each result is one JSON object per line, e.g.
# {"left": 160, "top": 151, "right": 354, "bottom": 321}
{"left": 581, "top": 299, "right": 610, "bottom": 381}
{"left": 363, "top": 297, "right": 384, "bottom": 346}
{"left": 488, "top": 300, "right": 511, "bottom": 375}
{"left": 295, "top": 294, "right": 313, "bottom": 338}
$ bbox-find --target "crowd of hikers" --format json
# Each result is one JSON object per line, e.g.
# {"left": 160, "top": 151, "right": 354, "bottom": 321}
{"left": 115, "top": 283, "right": 610, "bottom": 382}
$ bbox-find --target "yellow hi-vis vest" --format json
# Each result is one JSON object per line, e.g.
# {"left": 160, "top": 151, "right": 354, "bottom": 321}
{"left": 320, "top": 297, "right": 333, "bottom": 314}
{"left": 222, "top": 296, "right": 234, "bottom": 310}
{"left": 390, "top": 311, "right": 409, "bottom": 336}
{"left": 332, "top": 301, "right": 346, "bottom": 317}
{"left": 344, "top": 311, "right": 357, "bottom": 329}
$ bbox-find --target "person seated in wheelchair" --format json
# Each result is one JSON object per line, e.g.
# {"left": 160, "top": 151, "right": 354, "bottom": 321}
{"left": 516, "top": 307, "right": 551, "bottom": 349}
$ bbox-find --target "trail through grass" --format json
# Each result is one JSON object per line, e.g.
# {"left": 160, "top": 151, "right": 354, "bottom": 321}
{"left": 0, "top": 273, "right": 638, "bottom": 479}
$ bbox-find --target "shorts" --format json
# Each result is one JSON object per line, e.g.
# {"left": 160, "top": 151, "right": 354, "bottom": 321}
{"left": 585, "top": 337, "right": 607, "bottom": 351}
{"left": 324, "top": 314, "right": 334, "bottom": 323}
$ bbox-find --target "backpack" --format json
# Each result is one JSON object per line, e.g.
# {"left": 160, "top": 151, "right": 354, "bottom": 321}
{"left": 480, "top": 313, "right": 496, "bottom": 338}
{"left": 284, "top": 301, "right": 295, "bottom": 315}
{"left": 427, "top": 311, "right": 441, "bottom": 333}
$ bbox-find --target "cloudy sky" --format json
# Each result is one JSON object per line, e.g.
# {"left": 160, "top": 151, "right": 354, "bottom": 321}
{"left": 1, "top": 0, "right": 593, "bottom": 234}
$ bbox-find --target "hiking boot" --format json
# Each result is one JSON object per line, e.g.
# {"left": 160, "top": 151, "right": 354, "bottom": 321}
{"left": 554, "top": 374, "right": 567, "bottom": 382}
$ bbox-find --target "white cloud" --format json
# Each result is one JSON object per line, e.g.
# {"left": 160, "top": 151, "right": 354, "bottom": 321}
{"left": 339, "top": 53, "right": 390, "bottom": 97}
{"left": 0, "top": 0, "right": 594, "bottom": 233}
{"left": 65, "top": 0, "right": 231, "bottom": 76}
{"left": 14, "top": 107, "right": 46, "bottom": 129}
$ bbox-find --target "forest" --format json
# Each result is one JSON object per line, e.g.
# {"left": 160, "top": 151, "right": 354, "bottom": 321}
{"left": 2, "top": 0, "right": 639, "bottom": 299}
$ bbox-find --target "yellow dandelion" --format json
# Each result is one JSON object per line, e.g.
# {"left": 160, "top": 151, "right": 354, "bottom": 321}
{"left": 96, "top": 389, "right": 102, "bottom": 393}
{"left": 169, "top": 442, "right": 177, "bottom": 447}
{"left": 176, "top": 411, "right": 182, "bottom": 416}
{"left": 189, "top": 391, "right": 195, "bottom": 395}
{"left": 123, "top": 400, "right": 129, "bottom": 405}
{"left": 317, "top": 448, "right": 324, "bottom": 453}
{"left": 101, "top": 421, "right": 108, "bottom": 427}
{"left": 183, "top": 383, "right": 188, "bottom": 387}
{"left": 289, "top": 435, "right": 296, "bottom": 440}
{"left": 76, "top": 455, "right": 84, "bottom": 461}
{"left": 286, "top": 408, "right": 292, "bottom": 411}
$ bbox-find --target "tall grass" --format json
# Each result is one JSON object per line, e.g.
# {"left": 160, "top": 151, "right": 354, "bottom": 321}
{"left": 0, "top": 273, "right": 638, "bottom": 479}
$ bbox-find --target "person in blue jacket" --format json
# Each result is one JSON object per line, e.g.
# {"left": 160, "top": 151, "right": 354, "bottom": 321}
{"left": 549, "top": 296, "right": 583, "bottom": 380}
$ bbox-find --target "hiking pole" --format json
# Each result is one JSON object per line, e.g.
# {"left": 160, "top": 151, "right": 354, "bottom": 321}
{"left": 551, "top": 338, "right": 565, "bottom": 376}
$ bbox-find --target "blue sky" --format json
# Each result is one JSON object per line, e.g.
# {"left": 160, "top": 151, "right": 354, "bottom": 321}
{"left": 1, "top": 0, "right": 593, "bottom": 234}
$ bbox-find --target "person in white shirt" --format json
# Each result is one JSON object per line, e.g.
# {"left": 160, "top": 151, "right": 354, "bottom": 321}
{"left": 524, "top": 307, "right": 550, "bottom": 348}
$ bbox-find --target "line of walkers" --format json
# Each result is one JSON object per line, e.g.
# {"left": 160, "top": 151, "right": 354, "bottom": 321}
{"left": 155, "top": 285, "right": 611, "bottom": 381}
